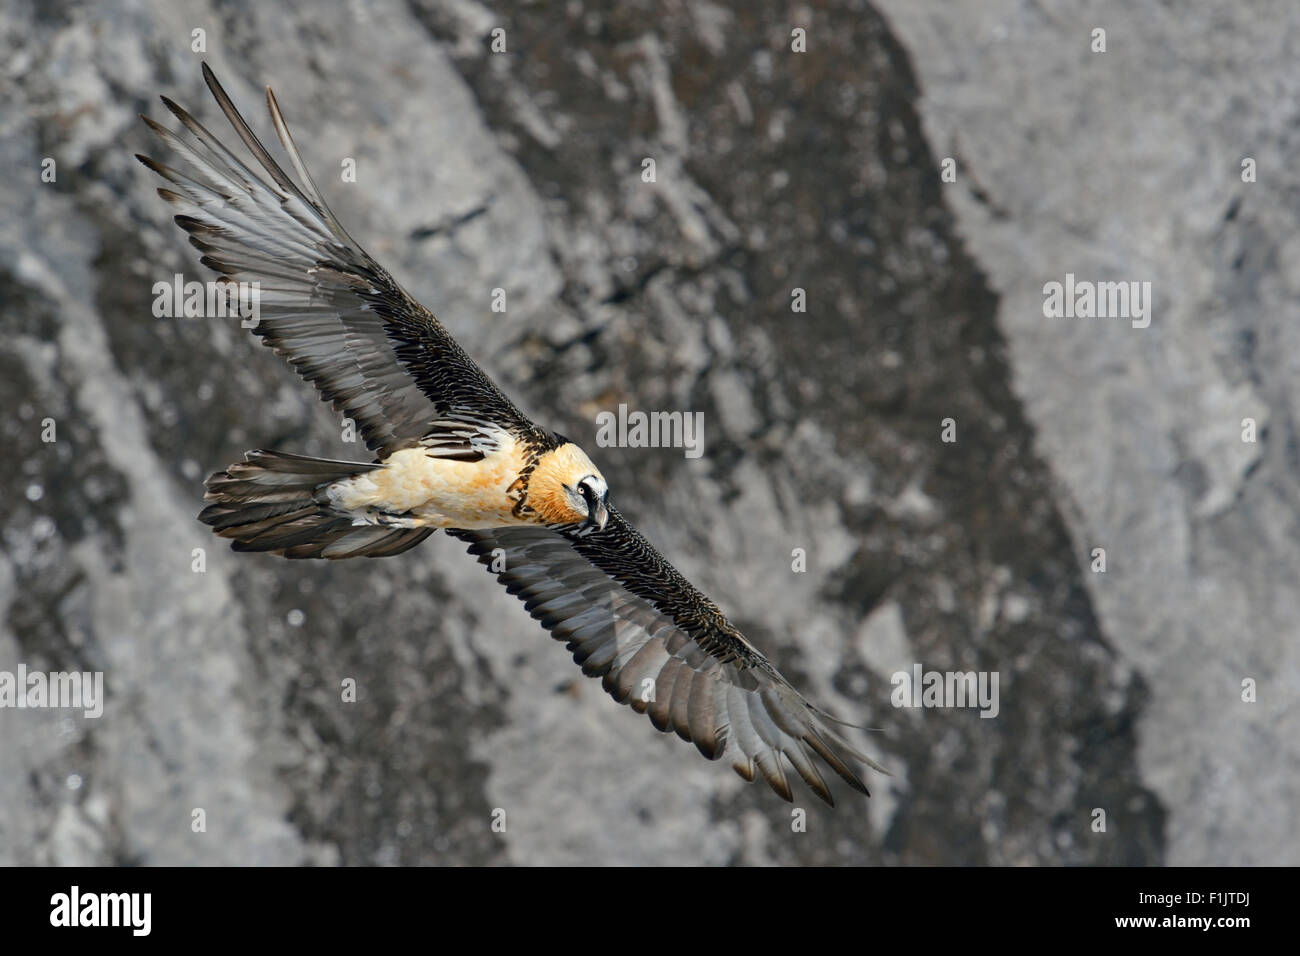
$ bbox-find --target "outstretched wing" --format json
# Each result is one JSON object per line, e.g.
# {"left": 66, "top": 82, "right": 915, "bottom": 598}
{"left": 138, "top": 63, "right": 539, "bottom": 457}
{"left": 450, "top": 507, "right": 887, "bottom": 805}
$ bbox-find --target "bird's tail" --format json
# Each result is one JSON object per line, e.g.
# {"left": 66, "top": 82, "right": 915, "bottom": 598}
{"left": 198, "top": 450, "right": 433, "bottom": 559}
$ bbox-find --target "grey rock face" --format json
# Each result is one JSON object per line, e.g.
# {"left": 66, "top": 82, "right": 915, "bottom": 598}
{"left": 875, "top": 0, "right": 1299, "bottom": 865}
{"left": 10, "top": 0, "right": 1277, "bottom": 866}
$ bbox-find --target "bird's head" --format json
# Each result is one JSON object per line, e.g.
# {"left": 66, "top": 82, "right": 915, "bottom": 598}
{"left": 528, "top": 441, "right": 610, "bottom": 531}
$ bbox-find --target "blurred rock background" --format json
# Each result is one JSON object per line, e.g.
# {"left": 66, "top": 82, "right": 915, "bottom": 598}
{"left": 0, "top": 0, "right": 1291, "bottom": 865}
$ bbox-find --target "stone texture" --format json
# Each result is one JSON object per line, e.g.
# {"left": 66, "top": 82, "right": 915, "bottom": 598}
{"left": 10, "top": 0, "right": 1278, "bottom": 866}
{"left": 874, "top": 0, "right": 1299, "bottom": 865}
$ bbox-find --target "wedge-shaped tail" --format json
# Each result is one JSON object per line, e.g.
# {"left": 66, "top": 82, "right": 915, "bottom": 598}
{"left": 199, "top": 450, "right": 432, "bottom": 559}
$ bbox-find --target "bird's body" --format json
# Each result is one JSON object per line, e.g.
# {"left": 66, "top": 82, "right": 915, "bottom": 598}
{"left": 326, "top": 443, "right": 527, "bottom": 529}
{"left": 139, "top": 64, "right": 885, "bottom": 805}
{"left": 317, "top": 434, "right": 601, "bottom": 530}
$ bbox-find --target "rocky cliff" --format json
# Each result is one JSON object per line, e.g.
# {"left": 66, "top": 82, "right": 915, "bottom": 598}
{"left": 1, "top": 0, "right": 1288, "bottom": 865}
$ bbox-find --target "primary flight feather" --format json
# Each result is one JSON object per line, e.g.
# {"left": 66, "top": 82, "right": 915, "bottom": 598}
{"left": 138, "top": 64, "right": 885, "bottom": 805}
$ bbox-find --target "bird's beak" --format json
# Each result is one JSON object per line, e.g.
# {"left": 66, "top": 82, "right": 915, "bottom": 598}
{"left": 588, "top": 496, "right": 609, "bottom": 532}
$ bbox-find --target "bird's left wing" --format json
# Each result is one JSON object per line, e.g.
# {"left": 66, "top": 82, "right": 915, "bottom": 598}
{"left": 138, "top": 64, "right": 539, "bottom": 457}
{"left": 450, "top": 507, "right": 886, "bottom": 805}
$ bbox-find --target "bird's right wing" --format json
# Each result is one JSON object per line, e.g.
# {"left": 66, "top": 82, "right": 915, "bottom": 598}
{"left": 451, "top": 507, "right": 887, "bottom": 805}
{"left": 138, "top": 64, "right": 538, "bottom": 457}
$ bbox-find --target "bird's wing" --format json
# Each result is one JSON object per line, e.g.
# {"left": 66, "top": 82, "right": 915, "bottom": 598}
{"left": 449, "top": 507, "right": 887, "bottom": 805}
{"left": 138, "top": 64, "right": 540, "bottom": 457}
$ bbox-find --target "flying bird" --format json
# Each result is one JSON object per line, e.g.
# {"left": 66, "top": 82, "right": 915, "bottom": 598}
{"left": 138, "top": 64, "right": 886, "bottom": 805}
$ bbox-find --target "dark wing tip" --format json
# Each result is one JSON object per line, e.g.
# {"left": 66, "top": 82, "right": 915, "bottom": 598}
{"left": 769, "top": 772, "right": 794, "bottom": 803}
{"left": 200, "top": 61, "right": 222, "bottom": 95}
